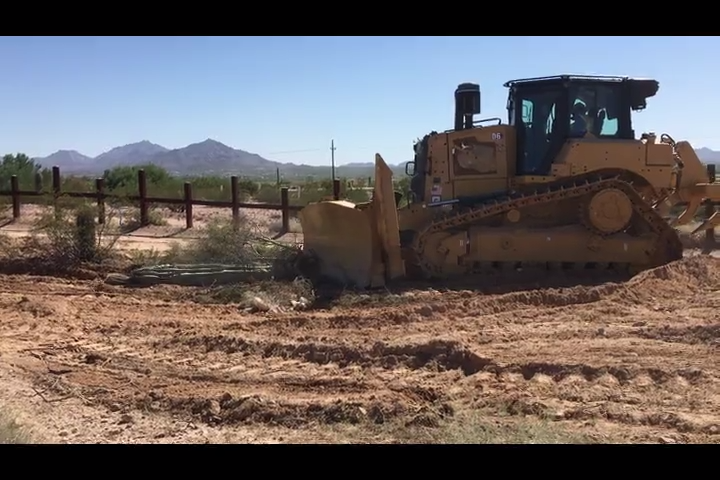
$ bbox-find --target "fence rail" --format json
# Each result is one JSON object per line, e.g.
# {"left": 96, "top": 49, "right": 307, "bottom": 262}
{"left": 0, "top": 166, "right": 307, "bottom": 234}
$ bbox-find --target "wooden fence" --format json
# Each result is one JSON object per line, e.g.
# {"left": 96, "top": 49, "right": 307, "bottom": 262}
{"left": 2, "top": 165, "right": 717, "bottom": 241}
{"left": 0, "top": 166, "right": 322, "bottom": 235}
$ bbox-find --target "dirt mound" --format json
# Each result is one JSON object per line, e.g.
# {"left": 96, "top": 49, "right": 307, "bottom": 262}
{"left": 467, "top": 256, "right": 720, "bottom": 312}
{"left": 130, "top": 389, "right": 453, "bottom": 428}
{"left": 629, "top": 256, "right": 720, "bottom": 289}
{"left": 352, "top": 256, "right": 720, "bottom": 322}
{"left": 611, "top": 256, "right": 720, "bottom": 304}
{"left": 460, "top": 283, "right": 620, "bottom": 315}
{"left": 162, "top": 393, "right": 449, "bottom": 428}
{"left": 164, "top": 335, "right": 490, "bottom": 375}
{"left": 375, "top": 281, "right": 622, "bottom": 322}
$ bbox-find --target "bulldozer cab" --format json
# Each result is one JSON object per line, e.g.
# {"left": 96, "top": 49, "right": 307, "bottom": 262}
{"left": 403, "top": 75, "right": 660, "bottom": 204}
{"left": 505, "top": 74, "right": 659, "bottom": 177}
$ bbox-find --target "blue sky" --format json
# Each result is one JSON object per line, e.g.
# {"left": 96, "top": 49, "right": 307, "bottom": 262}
{"left": 1, "top": 36, "right": 718, "bottom": 166}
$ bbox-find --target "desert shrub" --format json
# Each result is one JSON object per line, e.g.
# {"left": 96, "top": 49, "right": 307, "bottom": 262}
{"left": 117, "top": 206, "right": 167, "bottom": 233}
{"left": 138, "top": 216, "right": 301, "bottom": 285}
{"left": 162, "top": 215, "right": 262, "bottom": 265}
{"left": 103, "top": 164, "right": 172, "bottom": 192}
{"left": 254, "top": 184, "right": 286, "bottom": 204}
{"left": 30, "top": 203, "right": 119, "bottom": 268}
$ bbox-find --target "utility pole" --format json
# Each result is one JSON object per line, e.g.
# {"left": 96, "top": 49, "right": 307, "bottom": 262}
{"left": 330, "top": 139, "right": 336, "bottom": 181}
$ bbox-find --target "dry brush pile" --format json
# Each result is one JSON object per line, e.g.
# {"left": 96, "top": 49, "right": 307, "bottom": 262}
{"left": 0, "top": 202, "right": 316, "bottom": 311}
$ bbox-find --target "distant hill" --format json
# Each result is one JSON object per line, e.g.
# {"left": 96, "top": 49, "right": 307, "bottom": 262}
{"left": 35, "top": 150, "right": 94, "bottom": 174}
{"left": 94, "top": 140, "right": 169, "bottom": 169}
{"left": 32, "top": 139, "right": 406, "bottom": 179}
{"left": 146, "top": 139, "right": 280, "bottom": 176}
{"left": 697, "top": 147, "right": 720, "bottom": 164}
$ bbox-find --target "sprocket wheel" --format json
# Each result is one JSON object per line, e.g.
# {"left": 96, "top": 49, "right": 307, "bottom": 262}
{"left": 580, "top": 188, "right": 634, "bottom": 236}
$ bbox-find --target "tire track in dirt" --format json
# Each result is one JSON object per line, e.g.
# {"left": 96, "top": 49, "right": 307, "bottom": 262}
{"left": 41, "top": 332, "right": 718, "bottom": 387}
{"left": 471, "top": 392, "right": 720, "bottom": 436}
{"left": 630, "top": 323, "right": 720, "bottom": 347}
{"left": 31, "top": 325, "right": 718, "bottom": 437}
{"left": 26, "top": 337, "right": 454, "bottom": 429}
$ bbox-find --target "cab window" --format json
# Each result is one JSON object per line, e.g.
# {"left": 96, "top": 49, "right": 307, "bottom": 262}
{"left": 569, "top": 85, "right": 621, "bottom": 137}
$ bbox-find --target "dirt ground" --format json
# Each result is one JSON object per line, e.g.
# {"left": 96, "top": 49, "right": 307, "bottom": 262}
{"left": 0, "top": 204, "right": 718, "bottom": 444}
{"left": 0, "top": 254, "right": 717, "bottom": 443}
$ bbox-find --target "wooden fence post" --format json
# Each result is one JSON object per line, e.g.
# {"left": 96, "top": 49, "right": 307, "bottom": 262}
{"left": 280, "top": 187, "right": 290, "bottom": 234}
{"left": 230, "top": 176, "right": 240, "bottom": 229}
{"left": 95, "top": 178, "right": 106, "bottom": 224}
{"left": 52, "top": 166, "right": 61, "bottom": 216}
{"left": 184, "top": 182, "right": 193, "bottom": 229}
{"left": 10, "top": 175, "right": 20, "bottom": 220}
{"left": 332, "top": 179, "right": 340, "bottom": 200}
{"left": 137, "top": 169, "right": 148, "bottom": 226}
{"left": 34, "top": 172, "right": 43, "bottom": 193}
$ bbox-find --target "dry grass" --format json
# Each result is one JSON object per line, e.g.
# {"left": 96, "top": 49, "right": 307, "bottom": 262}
{"left": 116, "top": 207, "right": 168, "bottom": 233}
{"left": 418, "top": 412, "right": 597, "bottom": 444}
{"left": 119, "top": 214, "right": 310, "bottom": 310}
{"left": 322, "top": 410, "right": 599, "bottom": 444}
{"left": 267, "top": 214, "right": 302, "bottom": 236}
{"left": 191, "top": 278, "right": 315, "bottom": 312}
{"left": 0, "top": 408, "right": 34, "bottom": 444}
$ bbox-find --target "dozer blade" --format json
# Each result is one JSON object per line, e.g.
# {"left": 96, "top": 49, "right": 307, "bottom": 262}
{"left": 298, "top": 200, "right": 381, "bottom": 288}
{"left": 297, "top": 154, "right": 404, "bottom": 289}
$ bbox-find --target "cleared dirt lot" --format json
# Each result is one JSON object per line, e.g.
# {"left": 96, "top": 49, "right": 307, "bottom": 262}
{"left": 0, "top": 250, "right": 718, "bottom": 443}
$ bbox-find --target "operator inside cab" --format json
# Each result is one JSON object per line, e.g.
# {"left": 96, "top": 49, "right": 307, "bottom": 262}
{"left": 570, "top": 101, "right": 589, "bottom": 137}
{"left": 569, "top": 87, "right": 612, "bottom": 138}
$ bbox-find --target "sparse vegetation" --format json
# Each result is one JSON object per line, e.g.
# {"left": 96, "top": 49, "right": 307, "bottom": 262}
{"left": 30, "top": 203, "right": 120, "bottom": 267}
{"left": 313, "top": 409, "right": 602, "bottom": 444}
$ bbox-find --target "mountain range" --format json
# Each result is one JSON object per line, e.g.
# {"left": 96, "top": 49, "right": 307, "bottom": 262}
{"left": 696, "top": 147, "right": 720, "bottom": 164}
{"left": 32, "top": 139, "right": 405, "bottom": 180}
{"left": 31, "top": 140, "right": 720, "bottom": 180}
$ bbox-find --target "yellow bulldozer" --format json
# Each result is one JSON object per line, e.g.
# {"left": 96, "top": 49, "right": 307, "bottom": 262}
{"left": 298, "top": 74, "right": 720, "bottom": 288}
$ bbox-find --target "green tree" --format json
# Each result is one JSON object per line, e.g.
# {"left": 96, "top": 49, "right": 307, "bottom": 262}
{"left": 0, "top": 153, "right": 44, "bottom": 190}
{"left": 236, "top": 179, "right": 259, "bottom": 197}
{"left": 102, "top": 164, "right": 172, "bottom": 192}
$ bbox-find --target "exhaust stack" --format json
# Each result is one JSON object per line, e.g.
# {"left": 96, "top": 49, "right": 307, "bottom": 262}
{"left": 454, "top": 82, "right": 481, "bottom": 131}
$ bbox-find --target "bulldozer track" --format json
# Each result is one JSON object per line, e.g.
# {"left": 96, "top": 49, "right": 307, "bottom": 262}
{"left": 412, "top": 174, "right": 684, "bottom": 278}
